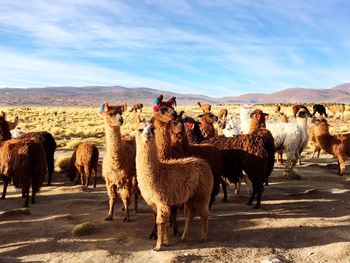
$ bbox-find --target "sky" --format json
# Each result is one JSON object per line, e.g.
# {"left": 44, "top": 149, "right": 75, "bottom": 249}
{"left": 0, "top": 0, "right": 349, "bottom": 97}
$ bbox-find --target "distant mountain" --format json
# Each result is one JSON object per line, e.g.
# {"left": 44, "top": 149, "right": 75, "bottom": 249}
{"left": 0, "top": 83, "right": 349, "bottom": 106}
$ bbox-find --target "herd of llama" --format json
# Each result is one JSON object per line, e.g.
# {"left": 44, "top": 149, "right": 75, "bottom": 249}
{"left": 0, "top": 97, "right": 349, "bottom": 251}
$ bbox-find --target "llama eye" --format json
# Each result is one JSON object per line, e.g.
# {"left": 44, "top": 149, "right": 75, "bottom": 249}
{"left": 138, "top": 128, "right": 144, "bottom": 132}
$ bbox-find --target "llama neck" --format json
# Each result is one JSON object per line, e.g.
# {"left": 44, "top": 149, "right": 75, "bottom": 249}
{"left": 136, "top": 138, "right": 159, "bottom": 182}
{"left": 153, "top": 118, "right": 172, "bottom": 161}
{"left": 316, "top": 129, "right": 333, "bottom": 154}
{"left": 104, "top": 119, "right": 122, "bottom": 158}
{"left": 297, "top": 117, "right": 307, "bottom": 130}
{"left": 248, "top": 118, "right": 265, "bottom": 133}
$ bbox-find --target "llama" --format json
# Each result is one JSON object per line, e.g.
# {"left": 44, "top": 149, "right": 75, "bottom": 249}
{"left": 1, "top": 112, "right": 19, "bottom": 130}
{"left": 129, "top": 103, "right": 144, "bottom": 113}
{"left": 312, "top": 104, "right": 327, "bottom": 117}
{"left": 240, "top": 104, "right": 254, "bottom": 134}
{"left": 197, "top": 112, "right": 218, "bottom": 138}
{"left": 67, "top": 142, "right": 99, "bottom": 188}
{"left": 218, "top": 108, "right": 228, "bottom": 120}
{"left": 135, "top": 120, "right": 213, "bottom": 251}
{"left": 101, "top": 102, "right": 137, "bottom": 222}
{"left": 217, "top": 115, "right": 240, "bottom": 137}
{"left": 17, "top": 132, "right": 56, "bottom": 186}
{"left": 313, "top": 118, "right": 350, "bottom": 176}
{"left": 0, "top": 138, "right": 47, "bottom": 207}
{"left": 197, "top": 101, "right": 211, "bottom": 113}
{"left": 170, "top": 112, "right": 223, "bottom": 207}
{"left": 307, "top": 119, "right": 321, "bottom": 158}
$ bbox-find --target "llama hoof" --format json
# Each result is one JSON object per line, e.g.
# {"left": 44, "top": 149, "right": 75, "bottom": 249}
{"left": 122, "top": 217, "right": 130, "bottom": 223}
{"left": 104, "top": 216, "right": 113, "bottom": 221}
{"left": 253, "top": 205, "right": 260, "bottom": 209}
{"left": 200, "top": 238, "right": 207, "bottom": 243}
{"left": 0, "top": 196, "right": 5, "bottom": 200}
{"left": 121, "top": 207, "right": 125, "bottom": 211}
{"left": 153, "top": 246, "right": 161, "bottom": 252}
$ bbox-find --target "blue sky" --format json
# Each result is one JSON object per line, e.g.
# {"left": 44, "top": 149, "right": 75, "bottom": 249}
{"left": 0, "top": 0, "right": 349, "bottom": 97}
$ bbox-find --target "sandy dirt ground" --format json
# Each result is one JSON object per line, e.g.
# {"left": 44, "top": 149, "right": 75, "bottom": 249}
{"left": 1, "top": 152, "right": 350, "bottom": 263}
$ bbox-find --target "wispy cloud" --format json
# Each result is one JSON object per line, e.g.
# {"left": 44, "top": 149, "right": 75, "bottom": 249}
{"left": 0, "top": 0, "right": 349, "bottom": 97}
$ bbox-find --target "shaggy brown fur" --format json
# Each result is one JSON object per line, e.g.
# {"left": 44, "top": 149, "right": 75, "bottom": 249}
{"left": 67, "top": 142, "right": 99, "bottom": 188}
{"left": 218, "top": 109, "right": 228, "bottom": 120}
{"left": 197, "top": 112, "right": 218, "bottom": 138}
{"left": 129, "top": 103, "right": 144, "bottom": 113}
{"left": 202, "top": 135, "right": 268, "bottom": 209}
{"left": 0, "top": 115, "right": 12, "bottom": 141}
{"left": 18, "top": 132, "right": 56, "bottom": 186}
{"left": 197, "top": 101, "right": 211, "bottom": 113}
{"left": 135, "top": 121, "right": 213, "bottom": 251}
{"left": 314, "top": 118, "right": 350, "bottom": 175}
{"left": 170, "top": 112, "right": 223, "bottom": 207}
{"left": 102, "top": 103, "right": 138, "bottom": 222}
{"left": 292, "top": 104, "right": 311, "bottom": 118}
{"left": 326, "top": 103, "right": 345, "bottom": 120}
{"left": 0, "top": 138, "right": 47, "bottom": 207}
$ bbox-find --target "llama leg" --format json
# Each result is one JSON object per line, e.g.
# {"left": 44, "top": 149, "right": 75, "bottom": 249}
{"left": 170, "top": 205, "right": 179, "bottom": 237}
{"left": 317, "top": 148, "right": 321, "bottom": 158}
{"left": 254, "top": 182, "right": 264, "bottom": 209}
{"left": 93, "top": 168, "right": 97, "bottom": 188}
{"left": 23, "top": 186, "right": 30, "bottom": 207}
{"left": 181, "top": 202, "right": 194, "bottom": 241}
{"left": 154, "top": 206, "right": 170, "bottom": 251}
{"left": 47, "top": 155, "right": 54, "bottom": 186}
{"left": 84, "top": 166, "right": 90, "bottom": 187}
{"left": 221, "top": 178, "right": 227, "bottom": 202}
{"left": 338, "top": 156, "right": 346, "bottom": 176}
{"left": 120, "top": 187, "right": 131, "bottom": 222}
{"left": 235, "top": 180, "right": 241, "bottom": 195}
{"left": 134, "top": 188, "right": 139, "bottom": 213}
{"left": 1, "top": 177, "right": 10, "bottom": 199}
{"left": 200, "top": 202, "right": 209, "bottom": 241}
{"left": 105, "top": 183, "right": 117, "bottom": 221}
{"left": 149, "top": 210, "right": 158, "bottom": 240}
{"left": 247, "top": 181, "right": 257, "bottom": 206}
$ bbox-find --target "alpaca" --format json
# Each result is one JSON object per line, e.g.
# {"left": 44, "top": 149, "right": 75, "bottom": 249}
{"left": 101, "top": 102, "right": 137, "bottom": 222}
{"left": 313, "top": 118, "right": 350, "bottom": 176}
{"left": 274, "top": 107, "right": 288, "bottom": 163}
{"left": 129, "top": 103, "right": 143, "bottom": 113}
{"left": 197, "top": 102, "right": 211, "bottom": 113}
{"left": 197, "top": 112, "right": 218, "bottom": 138}
{"left": 0, "top": 115, "right": 12, "bottom": 141}
{"left": 67, "top": 142, "right": 99, "bottom": 188}
{"left": 1, "top": 112, "right": 19, "bottom": 130}
{"left": 17, "top": 132, "right": 56, "bottom": 186}
{"left": 312, "top": 104, "right": 327, "bottom": 117}
{"left": 135, "top": 120, "right": 213, "bottom": 251}
{"left": 0, "top": 138, "right": 47, "bottom": 207}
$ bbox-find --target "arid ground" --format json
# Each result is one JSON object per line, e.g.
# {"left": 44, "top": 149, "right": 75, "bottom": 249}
{"left": 1, "top": 153, "right": 350, "bottom": 263}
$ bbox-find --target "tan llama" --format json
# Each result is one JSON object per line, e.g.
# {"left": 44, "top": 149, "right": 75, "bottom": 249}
{"left": 135, "top": 120, "right": 213, "bottom": 251}
{"left": 101, "top": 102, "right": 137, "bottom": 222}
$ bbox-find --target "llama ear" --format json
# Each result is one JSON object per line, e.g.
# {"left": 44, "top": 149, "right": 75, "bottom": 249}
{"left": 155, "top": 94, "right": 163, "bottom": 105}
{"left": 178, "top": 110, "right": 185, "bottom": 118}
{"left": 122, "top": 102, "right": 127, "bottom": 112}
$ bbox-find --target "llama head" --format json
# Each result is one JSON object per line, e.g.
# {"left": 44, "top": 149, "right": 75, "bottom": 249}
{"left": 0, "top": 115, "right": 11, "bottom": 141}
{"left": 101, "top": 102, "right": 126, "bottom": 127}
{"left": 136, "top": 119, "right": 155, "bottom": 143}
{"left": 313, "top": 117, "right": 330, "bottom": 134}
{"left": 152, "top": 104, "right": 177, "bottom": 123}
{"left": 197, "top": 112, "right": 218, "bottom": 124}
{"left": 275, "top": 105, "right": 281, "bottom": 113}
{"left": 240, "top": 104, "right": 254, "bottom": 119}
{"left": 170, "top": 111, "right": 186, "bottom": 140}
{"left": 250, "top": 109, "right": 268, "bottom": 126}
{"left": 297, "top": 109, "right": 308, "bottom": 119}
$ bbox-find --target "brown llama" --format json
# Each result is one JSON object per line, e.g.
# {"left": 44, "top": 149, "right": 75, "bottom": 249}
{"left": 197, "top": 101, "right": 211, "bottom": 113}
{"left": 101, "top": 102, "right": 138, "bottom": 222}
{"left": 0, "top": 138, "right": 47, "bottom": 207}
{"left": 197, "top": 112, "right": 218, "bottom": 138}
{"left": 314, "top": 118, "right": 350, "bottom": 176}
{"left": 135, "top": 120, "right": 213, "bottom": 251}
{"left": 218, "top": 108, "right": 228, "bottom": 120}
{"left": 129, "top": 103, "right": 144, "bottom": 113}
{"left": 67, "top": 142, "right": 99, "bottom": 188}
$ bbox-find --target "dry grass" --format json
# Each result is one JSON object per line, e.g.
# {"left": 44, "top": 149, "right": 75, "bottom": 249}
{"left": 0, "top": 104, "right": 348, "bottom": 149}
